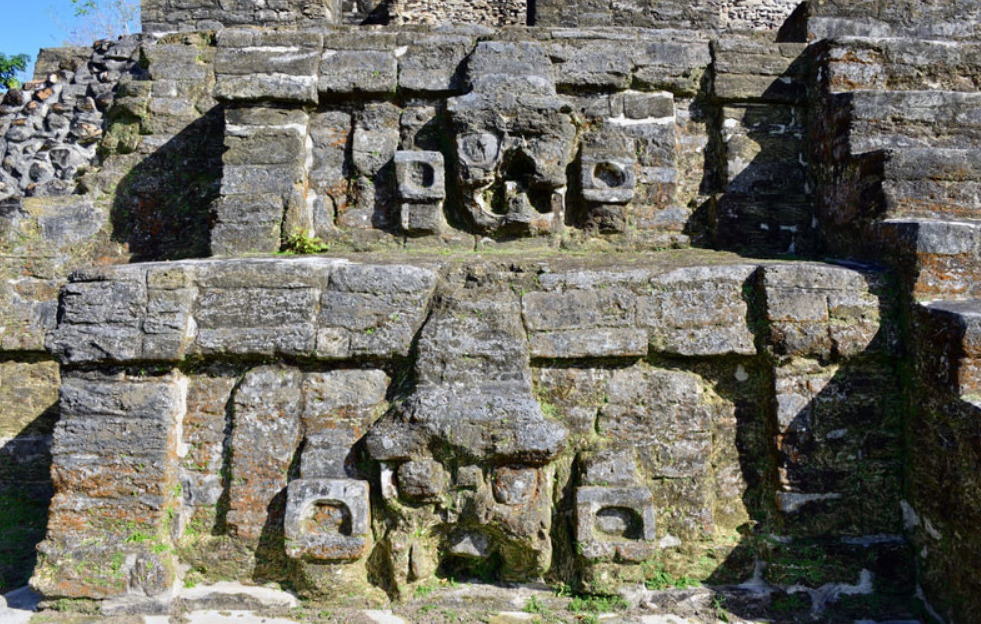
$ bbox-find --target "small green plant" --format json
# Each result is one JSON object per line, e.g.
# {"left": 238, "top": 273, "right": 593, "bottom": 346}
{"left": 282, "top": 229, "right": 330, "bottom": 254}
{"left": 714, "top": 596, "right": 730, "bottom": 623}
{"left": 568, "top": 594, "right": 629, "bottom": 613}
{"left": 125, "top": 531, "right": 154, "bottom": 543}
{"left": 413, "top": 578, "right": 440, "bottom": 599}
{"left": 523, "top": 594, "right": 546, "bottom": 614}
{"left": 540, "top": 400, "right": 559, "bottom": 419}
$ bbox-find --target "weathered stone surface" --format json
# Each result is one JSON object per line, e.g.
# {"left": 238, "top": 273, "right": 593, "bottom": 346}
{"left": 16, "top": 0, "right": 964, "bottom": 614}
{"left": 225, "top": 366, "right": 303, "bottom": 540}
{"left": 34, "top": 370, "right": 186, "bottom": 599}
{"left": 215, "top": 30, "right": 322, "bottom": 104}
{"left": 319, "top": 49, "right": 397, "bottom": 95}
{"left": 762, "top": 263, "right": 882, "bottom": 359}
{"left": 575, "top": 486, "right": 657, "bottom": 562}
{"left": 300, "top": 369, "right": 389, "bottom": 479}
{"left": 642, "top": 265, "right": 758, "bottom": 356}
{"left": 318, "top": 263, "right": 438, "bottom": 358}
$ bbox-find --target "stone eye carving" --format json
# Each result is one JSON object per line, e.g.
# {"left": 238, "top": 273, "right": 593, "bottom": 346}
{"left": 594, "top": 506, "right": 645, "bottom": 539}
{"left": 457, "top": 132, "right": 501, "bottom": 172}
{"left": 395, "top": 150, "right": 446, "bottom": 234}
{"left": 285, "top": 478, "right": 371, "bottom": 561}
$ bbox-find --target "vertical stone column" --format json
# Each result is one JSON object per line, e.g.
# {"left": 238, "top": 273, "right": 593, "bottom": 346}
{"left": 33, "top": 370, "right": 188, "bottom": 601}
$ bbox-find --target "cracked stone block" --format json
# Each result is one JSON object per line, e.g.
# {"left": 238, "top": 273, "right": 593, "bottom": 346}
{"left": 575, "top": 486, "right": 657, "bottom": 563}
{"left": 285, "top": 478, "right": 371, "bottom": 562}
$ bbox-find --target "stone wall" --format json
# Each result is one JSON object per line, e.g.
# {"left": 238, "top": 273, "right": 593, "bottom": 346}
{"left": 33, "top": 255, "right": 908, "bottom": 614}
{"left": 534, "top": 0, "right": 802, "bottom": 31}
{"left": 4, "top": 0, "right": 981, "bottom": 620}
{"left": 389, "top": 0, "right": 527, "bottom": 25}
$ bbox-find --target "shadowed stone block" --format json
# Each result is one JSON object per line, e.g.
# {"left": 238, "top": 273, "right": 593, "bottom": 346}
{"left": 285, "top": 478, "right": 371, "bottom": 562}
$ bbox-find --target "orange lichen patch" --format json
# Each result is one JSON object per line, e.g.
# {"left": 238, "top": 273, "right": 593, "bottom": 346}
{"left": 323, "top": 125, "right": 350, "bottom": 149}
{"left": 914, "top": 254, "right": 981, "bottom": 299}
{"left": 52, "top": 462, "right": 168, "bottom": 499}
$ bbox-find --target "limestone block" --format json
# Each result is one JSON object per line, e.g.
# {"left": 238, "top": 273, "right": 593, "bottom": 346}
{"left": 640, "top": 264, "right": 758, "bottom": 356}
{"left": 549, "top": 40, "right": 634, "bottom": 91}
{"left": 599, "top": 367, "right": 714, "bottom": 479}
{"left": 580, "top": 450, "right": 639, "bottom": 487}
{"left": 763, "top": 263, "right": 881, "bottom": 359}
{"left": 226, "top": 366, "right": 303, "bottom": 540}
{"left": 575, "top": 486, "right": 657, "bottom": 562}
{"left": 194, "top": 287, "right": 319, "bottom": 356}
{"left": 300, "top": 369, "right": 390, "bottom": 479}
{"left": 580, "top": 154, "right": 637, "bottom": 204}
{"left": 319, "top": 49, "right": 397, "bottom": 95}
{"left": 395, "top": 150, "right": 445, "bottom": 202}
{"left": 284, "top": 478, "right": 371, "bottom": 561}
{"left": 491, "top": 465, "right": 538, "bottom": 506}
{"left": 215, "top": 30, "right": 322, "bottom": 103}
{"left": 36, "top": 370, "right": 186, "bottom": 599}
{"left": 397, "top": 34, "right": 473, "bottom": 93}
{"left": 46, "top": 270, "right": 149, "bottom": 364}
{"left": 395, "top": 150, "right": 446, "bottom": 234}
{"left": 396, "top": 460, "right": 447, "bottom": 502}
{"left": 318, "top": 264, "right": 438, "bottom": 358}
{"left": 527, "top": 328, "right": 648, "bottom": 359}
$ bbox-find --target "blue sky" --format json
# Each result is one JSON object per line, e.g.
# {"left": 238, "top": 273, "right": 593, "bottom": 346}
{"left": 3, "top": 0, "right": 130, "bottom": 80}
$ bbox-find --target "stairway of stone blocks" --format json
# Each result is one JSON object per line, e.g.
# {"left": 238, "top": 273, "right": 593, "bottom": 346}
{"left": 3, "top": 1, "right": 981, "bottom": 623}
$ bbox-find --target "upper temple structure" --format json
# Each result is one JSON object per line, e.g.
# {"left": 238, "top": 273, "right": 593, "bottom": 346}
{"left": 2, "top": 0, "right": 981, "bottom": 622}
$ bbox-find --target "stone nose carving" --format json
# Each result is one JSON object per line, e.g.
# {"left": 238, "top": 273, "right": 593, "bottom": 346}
{"left": 448, "top": 41, "right": 577, "bottom": 235}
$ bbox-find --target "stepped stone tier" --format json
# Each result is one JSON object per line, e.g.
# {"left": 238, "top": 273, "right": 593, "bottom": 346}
{"left": 2, "top": 0, "right": 981, "bottom": 622}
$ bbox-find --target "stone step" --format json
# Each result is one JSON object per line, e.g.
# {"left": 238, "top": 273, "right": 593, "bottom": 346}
{"left": 881, "top": 148, "right": 981, "bottom": 220}
{"left": 874, "top": 218, "right": 981, "bottom": 300}
{"left": 822, "top": 38, "right": 981, "bottom": 94}
{"left": 834, "top": 90, "right": 981, "bottom": 153}
{"left": 806, "top": 0, "right": 981, "bottom": 41}
{"left": 917, "top": 299, "right": 981, "bottom": 401}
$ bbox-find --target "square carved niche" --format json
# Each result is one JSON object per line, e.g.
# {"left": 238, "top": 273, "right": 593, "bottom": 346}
{"left": 575, "top": 485, "right": 656, "bottom": 562}
{"left": 285, "top": 478, "right": 371, "bottom": 562}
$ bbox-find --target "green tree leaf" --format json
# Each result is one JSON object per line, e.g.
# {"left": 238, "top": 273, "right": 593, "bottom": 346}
{"left": 0, "top": 53, "right": 30, "bottom": 90}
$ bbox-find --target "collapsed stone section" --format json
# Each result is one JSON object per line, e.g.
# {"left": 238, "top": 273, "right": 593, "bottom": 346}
{"left": 0, "top": 39, "right": 140, "bottom": 204}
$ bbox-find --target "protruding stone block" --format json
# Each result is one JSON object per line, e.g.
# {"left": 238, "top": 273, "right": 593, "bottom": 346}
{"left": 395, "top": 151, "right": 445, "bottom": 202}
{"left": 575, "top": 486, "right": 657, "bottom": 562}
{"left": 581, "top": 155, "right": 636, "bottom": 205}
{"left": 285, "top": 479, "right": 371, "bottom": 562}
{"left": 395, "top": 150, "right": 446, "bottom": 234}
